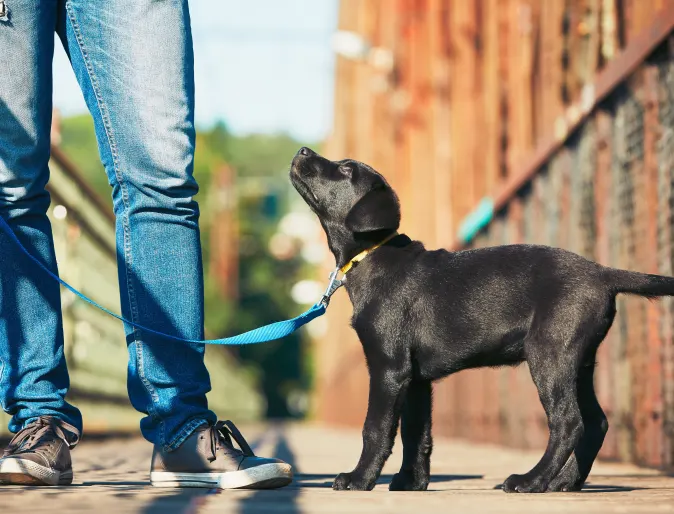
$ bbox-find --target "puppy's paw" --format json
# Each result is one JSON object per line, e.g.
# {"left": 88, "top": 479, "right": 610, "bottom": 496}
{"left": 546, "top": 469, "right": 583, "bottom": 492}
{"left": 502, "top": 473, "right": 548, "bottom": 493}
{"left": 332, "top": 472, "right": 352, "bottom": 490}
{"left": 332, "top": 472, "right": 376, "bottom": 491}
{"left": 389, "top": 470, "right": 429, "bottom": 491}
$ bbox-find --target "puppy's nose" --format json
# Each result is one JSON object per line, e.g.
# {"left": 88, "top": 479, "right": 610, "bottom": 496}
{"left": 299, "top": 147, "right": 313, "bottom": 157}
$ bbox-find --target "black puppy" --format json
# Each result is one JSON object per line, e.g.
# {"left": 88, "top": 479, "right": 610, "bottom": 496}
{"left": 290, "top": 147, "right": 674, "bottom": 493}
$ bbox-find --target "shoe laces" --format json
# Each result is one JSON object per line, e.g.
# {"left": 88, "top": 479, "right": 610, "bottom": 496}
{"left": 206, "top": 420, "right": 255, "bottom": 463}
{"left": 3, "top": 416, "right": 80, "bottom": 457}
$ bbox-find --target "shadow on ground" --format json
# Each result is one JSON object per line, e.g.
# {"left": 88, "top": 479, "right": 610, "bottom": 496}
{"left": 238, "top": 425, "right": 300, "bottom": 514}
{"left": 492, "top": 482, "right": 647, "bottom": 493}
{"left": 295, "top": 473, "right": 483, "bottom": 489}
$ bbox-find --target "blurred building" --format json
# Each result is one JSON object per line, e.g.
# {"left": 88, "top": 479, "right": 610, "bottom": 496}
{"left": 317, "top": 0, "right": 674, "bottom": 469}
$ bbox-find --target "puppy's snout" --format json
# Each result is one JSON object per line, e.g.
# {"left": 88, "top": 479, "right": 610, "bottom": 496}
{"left": 292, "top": 147, "right": 316, "bottom": 173}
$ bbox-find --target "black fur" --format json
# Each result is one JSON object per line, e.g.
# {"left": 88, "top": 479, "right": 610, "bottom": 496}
{"left": 290, "top": 147, "right": 674, "bottom": 493}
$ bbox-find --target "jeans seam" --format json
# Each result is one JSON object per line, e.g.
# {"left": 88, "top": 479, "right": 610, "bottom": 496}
{"left": 164, "top": 418, "right": 208, "bottom": 452}
{"left": 65, "top": 4, "right": 163, "bottom": 433}
{"left": 0, "top": 358, "right": 5, "bottom": 411}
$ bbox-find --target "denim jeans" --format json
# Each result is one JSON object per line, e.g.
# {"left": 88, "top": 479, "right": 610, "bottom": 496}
{"left": 0, "top": 0, "right": 217, "bottom": 449}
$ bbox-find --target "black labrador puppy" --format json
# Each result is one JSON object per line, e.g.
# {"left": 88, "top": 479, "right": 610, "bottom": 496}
{"left": 290, "top": 147, "right": 674, "bottom": 493}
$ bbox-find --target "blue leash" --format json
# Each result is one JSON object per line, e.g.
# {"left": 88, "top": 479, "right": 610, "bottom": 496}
{"left": 0, "top": 215, "right": 339, "bottom": 345}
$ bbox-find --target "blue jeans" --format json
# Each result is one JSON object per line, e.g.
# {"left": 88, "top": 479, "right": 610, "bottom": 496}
{"left": 0, "top": 0, "right": 216, "bottom": 449}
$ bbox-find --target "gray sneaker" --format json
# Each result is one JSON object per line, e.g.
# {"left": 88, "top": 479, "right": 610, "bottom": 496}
{"left": 0, "top": 416, "right": 79, "bottom": 486}
{"left": 150, "top": 420, "right": 292, "bottom": 489}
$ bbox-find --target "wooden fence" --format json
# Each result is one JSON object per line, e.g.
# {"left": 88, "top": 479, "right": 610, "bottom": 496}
{"left": 318, "top": 0, "right": 674, "bottom": 469}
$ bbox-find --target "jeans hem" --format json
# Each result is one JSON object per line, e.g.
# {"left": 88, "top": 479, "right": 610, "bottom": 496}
{"left": 162, "top": 418, "right": 209, "bottom": 452}
{"left": 20, "top": 414, "right": 83, "bottom": 447}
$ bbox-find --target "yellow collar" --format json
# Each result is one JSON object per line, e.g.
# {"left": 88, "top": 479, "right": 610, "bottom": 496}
{"left": 339, "top": 232, "right": 399, "bottom": 275}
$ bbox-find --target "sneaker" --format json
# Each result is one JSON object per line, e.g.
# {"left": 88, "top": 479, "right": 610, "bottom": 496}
{"left": 0, "top": 416, "right": 79, "bottom": 486}
{"left": 150, "top": 420, "right": 293, "bottom": 489}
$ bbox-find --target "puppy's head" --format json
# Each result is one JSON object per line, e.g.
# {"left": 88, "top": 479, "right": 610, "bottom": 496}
{"left": 290, "top": 147, "right": 400, "bottom": 267}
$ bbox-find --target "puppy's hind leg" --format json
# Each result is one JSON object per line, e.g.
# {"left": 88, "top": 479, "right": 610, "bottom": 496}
{"left": 503, "top": 336, "right": 587, "bottom": 493}
{"left": 547, "top": 303, "right": 615, "bottom": 492}
{"left": 546, "top": 359, "right": 609, "bottom": 492}
{"left": 390, "top": 380, "right": 433, "bottom": 491}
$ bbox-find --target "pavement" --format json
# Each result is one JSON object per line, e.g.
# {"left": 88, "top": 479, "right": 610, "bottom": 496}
{"left": 1, "top": 423, "right": 673, "bottom": 513}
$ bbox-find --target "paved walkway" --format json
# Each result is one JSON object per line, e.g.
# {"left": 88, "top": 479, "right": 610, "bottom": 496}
{"left": 1, "top": 423, "right": 673, "bottom": 513}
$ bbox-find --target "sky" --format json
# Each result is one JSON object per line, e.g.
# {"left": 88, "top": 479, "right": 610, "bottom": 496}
{"left": 52, "top": 0, "right": 339, "bottom": 142}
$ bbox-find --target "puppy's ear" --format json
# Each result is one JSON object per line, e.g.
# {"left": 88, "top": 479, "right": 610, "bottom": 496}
{"left": 345, "top": 186, "right": 400, "bottom": 233}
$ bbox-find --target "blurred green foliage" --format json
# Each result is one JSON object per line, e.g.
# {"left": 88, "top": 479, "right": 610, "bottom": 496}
{"left": 60, "top": 115, "right": 319, "bottom": 418}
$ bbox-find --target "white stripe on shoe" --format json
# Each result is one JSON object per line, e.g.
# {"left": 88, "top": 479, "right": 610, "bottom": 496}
{"left": 150, "top": 462, "right": 293, "bottom": 489}
{"left": 0, "top": 458, "right": 73, "bottom": 486}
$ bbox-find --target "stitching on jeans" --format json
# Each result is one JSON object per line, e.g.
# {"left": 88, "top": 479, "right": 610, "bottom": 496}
{"left": 0, "top": 358, "right": 5, "bottom": 411}
{"left": 65, "top": 5, "right": 162, "bottom": 425}
{"left": 164, "top": 418, "right": 208, "bottom": 452}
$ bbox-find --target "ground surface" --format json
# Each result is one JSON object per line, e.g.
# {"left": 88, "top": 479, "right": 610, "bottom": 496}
{"left": 0, "top": 423, "right": 673, "bottom": 513}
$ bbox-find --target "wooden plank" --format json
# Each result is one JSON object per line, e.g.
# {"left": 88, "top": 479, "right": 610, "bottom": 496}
{"left": 370, "top": 0, "right": 396, "bottom": 183}
{"left": 659, "top": 36, "right": 674, "bottom": 469}
{"left": 433, "top": 379, "right": 454, "bottom": 439}
{"left": 601, "top": 0, "right": 620, "bottom": 62}
{"left": 594, "top": 109, "right": 618, "bottom": 460}
{"left": 506, "top": 0, "right": 536, "bottom": 175}
{"left": 408, "top": 0, "right": 437, "bottom": 245}
{"left": 580, "top": 0, "right": 602, "bottom": 81}
{"left": 352, "top": 0, "right": 377, "bottom": 165}
{"left": 642, "top": 65, "right": 664, "bottom": 467}
{"left": 537, "top": 0, "right": 565, "bottom": 137}
{"left": 482, "top": 0, "right": 503, "bottom": 201}
{"left": 393, "top": 0, "right": 415, "bottom": 235}
{"left": 429, "top": 0, "right": 453, "bottom": 245}
{"left": 565, "top": 0, "right": 582, "bottom": 103}
{"left": 449, "top": 0, "right": 479, "bottom": 220}
{"left": 625, "top": 0, "right": 664, "bottom": 45}
{"left": 628, "top": 69, "right": 650, "bottom": 466}
{"left": 472, "top": 0, "right": 487, "bottom": 203}
{"left": 612, "top": 92, "right": 635, "bottom": 463}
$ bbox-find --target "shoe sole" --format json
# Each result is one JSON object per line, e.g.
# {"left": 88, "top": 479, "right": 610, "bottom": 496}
{"left": 0, "top": 458, "right": 73, "bottom": 486}
{"left": 150, "top": 463, "right": 293, "bottom": 490}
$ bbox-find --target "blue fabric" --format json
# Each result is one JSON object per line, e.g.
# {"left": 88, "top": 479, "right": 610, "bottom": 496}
{"left": 0, "top": 0, "right": 303, "bottom": 449}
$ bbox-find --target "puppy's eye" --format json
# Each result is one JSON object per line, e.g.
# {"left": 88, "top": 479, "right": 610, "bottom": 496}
{"left": 339, "top": 165, "right": 354, "bottom": 177}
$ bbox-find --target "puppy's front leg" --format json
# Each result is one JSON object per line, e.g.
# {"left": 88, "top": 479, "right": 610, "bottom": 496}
{"left": 390, "top": 380, "right": 432, "bottom": 491}
{"left": 333, "top": 369, "right": 410, "bottom": 491}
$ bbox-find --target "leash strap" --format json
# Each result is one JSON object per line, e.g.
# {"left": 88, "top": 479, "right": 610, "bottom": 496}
{"left": 0, "top": 215, "right": 327, "bottom": 346}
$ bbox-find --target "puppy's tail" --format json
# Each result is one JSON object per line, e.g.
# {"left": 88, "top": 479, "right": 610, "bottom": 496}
{"left": 605, "top": 268, "right": 674, "bottom": 299}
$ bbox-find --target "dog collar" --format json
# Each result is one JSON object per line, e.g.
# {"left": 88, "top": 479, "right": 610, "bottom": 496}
{"left": 340, "top": 231, "right": 399, "bottom": 275}
{"left": 319, "top": 232, "right": 399, "bottom": 307}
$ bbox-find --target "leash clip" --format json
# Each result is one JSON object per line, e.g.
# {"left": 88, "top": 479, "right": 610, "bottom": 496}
{"left": 320, "top": 268, "right": 343, "bottom": 307}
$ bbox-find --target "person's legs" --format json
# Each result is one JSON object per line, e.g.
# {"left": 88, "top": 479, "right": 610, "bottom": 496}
{"left": 56, "top": 0, "right": 216, "bottom": 449}
{"left": 0, "top": 0, "right": 82, "bottom": 435}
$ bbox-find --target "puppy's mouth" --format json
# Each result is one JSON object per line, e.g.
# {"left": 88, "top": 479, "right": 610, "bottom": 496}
{"left": 290, "top": 170, "right": 320, "bottom": 209}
